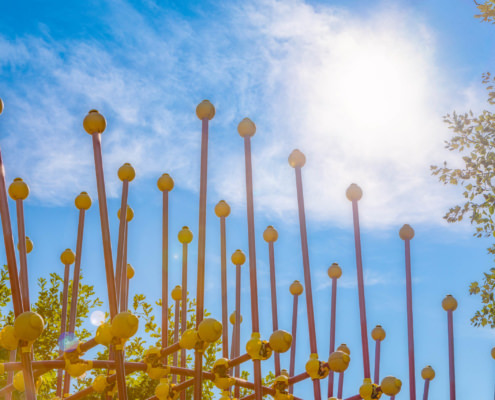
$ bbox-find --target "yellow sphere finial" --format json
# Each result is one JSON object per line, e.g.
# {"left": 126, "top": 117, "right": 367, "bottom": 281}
{"left": 346, "top": 183, "right": 363, "bottom": 201}
{"left": 442, "top": 294, "right": 458, "bottom": 311}
{"left": 492, "top": 347, "right": 495, "bottom": 360}
{"left": 263, "top": 225, "right": 278, "bottom": 243}
{"left": 126, "top": 264, "right": 135, "bottom": 279}
{"left": 117, "top": 205, "right": 134, "bottom": 222}
{"left": 289, "top": 280, "right": 303, "bottom": 296}
{"left": 421, "top": 365, "right": 435, "bottom": 380}
{"left": 371, "top": 325, "right": 386, "bottom": 341}
{"left": 327, "top": 263, "right": 342, "bottom": 279}
{"left": 269, "top": 330, "right": 292, "bottom": 353}
{"left": 118, "top": 163, "right": 136, "bottom": 182}
{"left": 215, "top": 200, "right": 231, "bottom": 218}
{"left": 196, "top": 100, "right": 215, "bottom": 120}
{"left": 337, "top": 343, "right": 350, "bottom": 355}
{"left": 198, "top": 318, "right": 222, "bottom": 342}
{"left": 229, "top": 311, "right": 242, "bottom": 325}
{"left": 380, "top": 376, "right": 402, "bottom": 396}
{"left": 231, "top": 249, "right": 246, "bottom": 266}
{"left": 399, "top": 224, "right": 415, "bottom": 240}
{"left": 75, "top": 191, "right": 92, "bottom": 210}
{"left": 328, "top": 350, "right": 351, "bottom": 372}
{"left": 288, "top": 149, "right": 306, "bottom": 168}
{"left": 237, "top": 118, "right": 256, "bottom": 138}
{"left": 17, "top": 237, "right": 34, "bottom": 254}
{"left": 0, "top": 98, "right": 3, "bottom": 115}
{"left": 178, "top": 226, "right": 193, "bottom": 244}
{"left": 110, "top": 311, "right": 139, "bottom": 339}
{"left": 14, "top": 311, "right": 45, "bottom": 341}
{"left": 8, "top": 178, "right": 29, "bottom": 200}
{"left": 157, "top": 173, "right": 174, "bottom": 192}
{"left": 83, "top": 109, "right": 106, "bottom": 134}
{"left": 171, "top": 285, "right": 182, "bottom": 301}
{"left": 60, "top": 248, "right": 76, "bottom": 265}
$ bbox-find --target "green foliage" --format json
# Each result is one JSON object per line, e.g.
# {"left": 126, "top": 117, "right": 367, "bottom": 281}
{"left": 475, "top": 0, "right": 495, "bottom": 24}
{"left": 431, "top": 73, "right": 495, "bottom": 328}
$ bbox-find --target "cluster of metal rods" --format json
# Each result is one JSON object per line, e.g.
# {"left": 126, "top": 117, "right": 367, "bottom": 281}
{"left": 0, "top": 99, "right": 460, "bottom": 400}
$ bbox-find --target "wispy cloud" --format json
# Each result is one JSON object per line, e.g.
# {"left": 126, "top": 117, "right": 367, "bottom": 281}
{"left": 0, "top": 0, "right": 476, "bottom": 229}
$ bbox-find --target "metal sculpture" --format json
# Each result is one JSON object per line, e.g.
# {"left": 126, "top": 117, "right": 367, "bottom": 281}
{"left": 0, "top": 97, "right": 479, "bottom": 400}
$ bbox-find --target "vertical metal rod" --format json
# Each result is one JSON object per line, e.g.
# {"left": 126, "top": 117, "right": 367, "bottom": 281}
{"left": 57, "top": 264, "right": 70, "bottom": 397}
{"left": 351, "top": 199, "right": 371, "bottom": 379}
{"left": 289, "top": 294, "right": 298, "bottom": 395}
{"left": 181, "top": 241, "right": 188, "bottom": 399}
{"left": 234, "top": 264, "right": 241, "bottom": 399}
{"left": 115, "top": 181, "right": 129, "bottom": 308}
{"left": 374, "top": 340, "right": 381, "bottom": 384}
{"left": 63, "top": 209, "right": 86, "bottom": 396}
{"left": 16, "top": 199, "right": 30, "bottom": 310}
{"left": 268, "top": 241, "right": 280, "bottom": 376}
{"left": 162, "top": 190, "right": 169, "bottom": 352}
{"left": 6, "top": 350, "right": 15, "bottom": 400}
{"left": 447, "top": 310, "right": 456, "bottom": 400}
{"left": 243, "top": 136, "right": 262, "bottom": 399}
{"left": 423, "top": 379, "right": 430, "bottom": 400}
{"left": 121, "top": 221, "right": 129, "bottom": 312}
{"left": 405, "top": 238, "right": 416, "bottom": 400}
{"left": 327, "top": 277, "right": 337, "bottom": 397}
{"left": 194, "top": 117, "right": 209, "bottom": 399}
{"left": 294, "top": 166, "right": 320, "bottom": 398}
{"left": 337, "top": 372, "right": 344, "bottom": 398}
{"left": 173, "top": 298, "right": 180, "bottom": 384}
{"left": 91, "top": 132, "right": 126, "bottom": 399}
{"left": 220, "top": 216, "right": 228, "bottom": 359}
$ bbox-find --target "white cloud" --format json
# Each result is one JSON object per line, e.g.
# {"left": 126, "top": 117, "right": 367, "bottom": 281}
{"left": 0, "top": 0, "right": 477, "bottom": 228}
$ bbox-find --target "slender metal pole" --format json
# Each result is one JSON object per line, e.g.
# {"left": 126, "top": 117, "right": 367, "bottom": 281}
{"left": 268, "top": 240, "right": 280, "bottom": 376}
{"left": 115, "top": 181, "right": 129, "bottom": 308}
{"left": 63, "top": 208, "right": 86, "bottom": 396}
{"left": 243, "top": 135, "right": 263, "bottom": 399}
{"left": 423, "top": 379, "right": 430, "bottom": 400}
{"left": 220, "top": 216, "right": 228, "bottom": 359}
{"left": 6, "top": 350, "right": 15, "bottom": 400}
{"left": 289, "top": 294, "right": 298, "bottom": 395}
{"left": 194, "top": 117, "right": 209, "bottom": 399}
{"left": 293, "top": 164, "right": 321, "bottom": 399}
{"left": 404, "top": 237, "right": 416, "bottom": 400}
{"left": 173, "top": 298, "right": 180, "bottom": 384}
{"left": 121, "top": 221, "right": 129, "bottom": 312}
{"left": 235, "top": 264, "right": 242, "bottom": 399}
{"left": 16, "top": 199, "right": 30, "bottom": 311}
{"left": 337, "top": 372, "right": 344, "bottom": 398}
{"left": 350, "top": 198, "right": 371, "bottom": 379}
{"left": 328, "top": 276, "right": 337, "bottom": 397}
{"left": 56, "top": 263, "right": 70, "bottom": 397}
{"left": 91, "top": 132, "right": 126, "bottom": 399}
{"left": 374, "top": 340, "right": 381, "bottom": 384}
{"left": 181, "top": 241, "right": 188, "bottom": 399}
{"left": 447, "top": 310, "right": 456, "bottom": 400}
{"left": 162, "top": 189, "right": 169, "bottom": 352}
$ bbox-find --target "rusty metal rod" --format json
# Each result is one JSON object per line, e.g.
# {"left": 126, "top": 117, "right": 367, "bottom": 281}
{"left": 16, "top": 199, "right": 29, "bottom": 310}
{"left": 268, "top": 240, "right": 280, "bottom": 375}
{"left": 162, "top": 189, "right": 169, "bottom": 353}
{"left": 56, "top": 263, "right": 70, "bottom": 397}
{"left": 220, "top": 216, "right": 228, "bottom": 358}
{"left": 328, "top": 276, "right": 338, "bottom": 397}
{"left": 115, "top": 180, "right": 129, "bottom": 308}
{"left": 404, "top": 237, "right": 416, "bottom": 400}
{"left": 289, "top": 293, "right": 299, "bottom": 395}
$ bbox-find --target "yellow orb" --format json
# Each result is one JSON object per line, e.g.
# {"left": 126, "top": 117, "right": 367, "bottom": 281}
{"left": 75, "top": 191, "right": 92, "bottom": 210}
{"left": 8, "top": 178, "right": 29, "bottom": 200}
{"left": 0, "top": 325, "right": 19, "bottom": 350}
{"left": 180, "top": 328, "right": 199, "bottom": 350}
{"left": 126, "top": 264, "right": 135, "bottom": 279}
{"left": 117, "top": 205, "right": 134, "bottom": 222}
{"left": 346, "top": 183, "right": 363, "bottom": 201}
{"left": 17, "top": 237, "right": 33, "bottom": 254}
{"left": 442, "top": 294, "right": 458, "bottom": 311}
{"left": 157, "top": 173, "right": 174, "bottom": 192}
{"left": 288, "top": 149, "right": 306, "bottom": 168}
{"left": 83, "top": 109, "right": 106, "bottom": 134}
{"left": 92, "top": 375, "right": 108, "bottom": 393}
{"left": 178, "top": 226, "right": 193, "bottom": 244}
{"left": 171, "top": 285, "right": 182, "bottom": 301}
{"left": 337, "top": 343, "right": 350, "bottom": 355}
{"left": 60, "top": 248, "right": 76, "bottom": 265}
{"left": 399, "top": 224, "right": 415, "bottom": 240}
{"left": 380, "top": 376, "right": 402, "bottom": 396}
{"left": 263, "top": 225, "right": 278, "bottom": 242}
{"left": 269, "top": 330, "right": 292, "bottom": 353}
{"left": 118, "top": 163, "right": 136, "bottom": 182}
{"left": 13, "top": 371, "right": 25, "bottom": 392}
{"left": 215, "top": 200, "right": 231, "bottom": 218}
{"left": 328, "top": 350, "right": 350, "bottom": 372}
{"left": 198, "top": 318, "right": 222, "bottom": 342}
{"left": 14, "top": 311, "right": 45, "bottom": 341}
{"left": 289, "top": 280, "right": 303, "bottom": 296}
{"left": 229, "top": 311, "right": 242, "bottom": 325}
{"left": 0, "top": 98, "right": 3, "bottom": 115}
{"left": 421, "top": 365, "right": 435, "bottom": 380}
{"left": 95, "top": 323, "right": 112, "bottom": 346}
{"left": 237, "top": 118, "right": 256, "bottom": 138}
{"left": 111, "top": 311, "right": 139, "bottom": 339}
{"left": 231, "top": 249, "right": 246, "bottom": 266}
{"left": 155, "top": 379, "right": 171, "bottom": 400}
{"left": 371, "top": 325, "right": 386, "bottom": 341}
{"left": 196, "top": 100, "right": 215, "bottom": 120}
{"left": 492, "top": 347, "right": 495, "bottom": 360}
{"left": 327, "top": 263, "right": 342, "bottom": 279}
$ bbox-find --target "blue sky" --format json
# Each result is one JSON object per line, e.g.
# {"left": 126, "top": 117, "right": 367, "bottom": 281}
{"left": 1, "top": 0, "right": 494, "bottom": 398}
